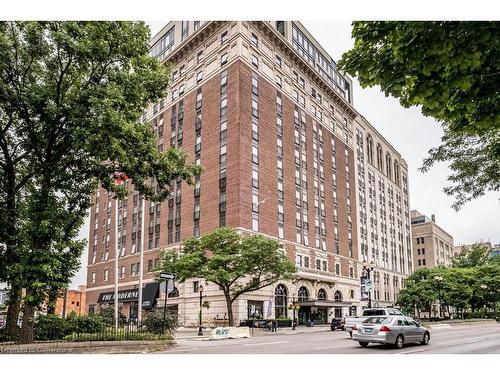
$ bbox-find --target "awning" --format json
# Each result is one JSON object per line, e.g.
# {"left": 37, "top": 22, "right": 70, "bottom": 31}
{"left": 96, "top": 282, "right": 159, "bottom": 309}
{"left": 297, "top": 299, "right": 353, "bottom": 308}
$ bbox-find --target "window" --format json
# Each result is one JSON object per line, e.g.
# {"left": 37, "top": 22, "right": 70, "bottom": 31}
{"left": 334, "top": 290, "right": 342, "bottom": 302}
{"left": 251, "top": 33, "right": 258, "bottom": 46}
{"left": 193, "top": 281, "right": 199, "bottom": 293}
{"left": 220, "top": 53, "right": 228, "bottom": 66}
{"left": 298, "top": 286, "right": 309, "bottom": 302}
{"left": 276, "top": 21, "right": 285, "bottom": 36}
{"left": 335, "top": 263, "right": 340, "bottom": 275}
{"left": 91, "top": 272, "right": 96, "bottom": 284}
{"left": 221, "top": 31, "right": 228, "bottom": 44}
{"left": 197, "top": 71, "right": 204, "bottom": 83}
{"left": 148, "top": 259, "right": 154, "bottom": 272}
{"left": 181, "top": 21, "right": 189, "bottom": 41}
{"left": 197, "top": 50, "right": 203, "bottom": 63}
{"left": 275, "top": 75, "right": 282, "bottom": 88}
{"left": 275, "top": 54, "right": 282, "bottom": 68}
{"left": 274, "top": 284, "right": 288, "bottom": 318}
{"left": 104, "top": 269, "right": 109, "bottom": 282}
{"left": 251, "top": 54, "right": 258, "bottom": 68}
{"left": 317, "top": 288, "right": 327, "bottom": 301}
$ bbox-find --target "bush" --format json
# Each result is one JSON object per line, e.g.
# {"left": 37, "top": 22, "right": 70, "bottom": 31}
{"left": 63, "top": 331, "right": 171, "bottom": 342}
{"left": 34, "top": 314, "right": 68, "bottom": 341}
{"left": 66, "top": 312, "right": 105, "bottom": 334}
{"left": 142, "top": 309, "right": 178, "bottom": 334}
{"left": 97, "top": 306, "right": 127, "bottom": 327}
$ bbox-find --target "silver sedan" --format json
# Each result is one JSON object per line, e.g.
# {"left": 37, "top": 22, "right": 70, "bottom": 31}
{"left": 351, "top": 316, "right": 430, "bottom": 349}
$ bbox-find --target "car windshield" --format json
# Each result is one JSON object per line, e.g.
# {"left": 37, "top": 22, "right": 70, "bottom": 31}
{"left": 362, "top": 309, "right": 386, "bottom": 316}
{"left": 363, "top": 316, "right": 392, "bottom": 324}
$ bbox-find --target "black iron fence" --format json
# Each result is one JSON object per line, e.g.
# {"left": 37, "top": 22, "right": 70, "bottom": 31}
{"left": 0, "top": 322, "right": 172, "bottom": 345}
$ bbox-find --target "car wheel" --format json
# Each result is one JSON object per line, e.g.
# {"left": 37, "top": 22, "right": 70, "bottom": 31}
{"left": 331, "top": 327, "right": 335, "bottom": 331}
{"left": 394, "top": 335, "right": 404, "bottom": 349}
{"left": 421, "top": 332, "right": 430, "bottom": 345}
{"left": 359, "top": 342, "right": 369, "bottom": 347}
{"left": 349, "top": 332, "right": 352, "bottom": 338}
{"left": 342, "top": 327, "right": 345, "bottom": 331}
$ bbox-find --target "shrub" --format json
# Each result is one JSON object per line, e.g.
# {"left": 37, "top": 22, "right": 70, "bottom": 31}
{"left": 97, "top": 306, "right": 127, "bottom": 327}
{"left": 66, "top": 312, "right": 105, "bottom": 334}
{"left": 34, "top": 314, "right": 68, "bottom": 341}
{"left": 142, "top": 309, "right": 178, "bottom": 334}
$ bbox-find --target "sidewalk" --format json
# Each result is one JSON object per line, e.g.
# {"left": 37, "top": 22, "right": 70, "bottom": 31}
{"left": 174, "top": 325, "right": 332, "bottom": 341}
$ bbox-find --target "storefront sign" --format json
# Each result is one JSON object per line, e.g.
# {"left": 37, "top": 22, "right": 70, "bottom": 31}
{"left": 96, "top": 283, "right": 159, "bottom": 308}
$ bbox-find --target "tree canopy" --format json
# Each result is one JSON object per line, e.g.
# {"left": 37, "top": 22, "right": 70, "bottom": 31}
{"left": 159, "top": 227, "right": 297, "bottom": 326}
{"left": 338, "top": 21, "right": 500, "bottom": 210}
{"left": 396, "top": 254, "right": 499, "bottom": 318}
{"left": 0, "top": 21, "right": 201, "bottom": 343}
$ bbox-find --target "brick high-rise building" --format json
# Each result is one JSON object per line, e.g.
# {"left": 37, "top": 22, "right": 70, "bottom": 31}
{"left": 85, "top": 21, "right": 412, "bottom": 326}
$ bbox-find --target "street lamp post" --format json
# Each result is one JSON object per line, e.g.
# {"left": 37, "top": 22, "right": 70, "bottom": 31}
{"left": 289, "top": 294, "right": 299, "bottom": 330}
{"left": 362, "top": 261, "right": 375, "bottom": 308}
{"left": 198, "top": 285, "right": 204, "bottom": 336}
{"left": 434, "top": 275, "right": 443, "bottom": 318}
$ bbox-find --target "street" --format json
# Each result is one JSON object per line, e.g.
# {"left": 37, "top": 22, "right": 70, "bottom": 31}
{"left": 165, "top": 323, "right": 500, "bottom": 354}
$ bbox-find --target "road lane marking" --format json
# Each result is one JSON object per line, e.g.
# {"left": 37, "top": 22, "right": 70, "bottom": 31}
{"left": 244, "top": 341, "right": 288, "bottom": 346}
{"left": 314, "top": 345, "right": 353, "bottom": 350}
{"left": 398, "top": 348, "right": 428, "bottom": 354}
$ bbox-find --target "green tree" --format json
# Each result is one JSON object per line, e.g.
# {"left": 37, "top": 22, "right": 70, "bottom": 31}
{"left": 159, "top": 227, "right": 297, "bottom": 326}
{"left": 338, "top": 22, "right": 500, "bottom": 210}
{"left": 0, "top": 21, "right": 201, "bottom": 343}
{"left": 451, "top": 243, "right": 492, "bottom": 268}
{"left": 396, "top": 268, "right": 438, "bottom": 318}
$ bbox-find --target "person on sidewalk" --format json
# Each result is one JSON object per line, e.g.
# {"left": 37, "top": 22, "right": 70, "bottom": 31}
{"left": 271, "top": 319, "right": 278, "bottom": 332}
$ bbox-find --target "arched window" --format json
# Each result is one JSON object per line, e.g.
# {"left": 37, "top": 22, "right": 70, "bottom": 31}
{"left": 317, "top": 288, "right": 327, "bottom": 301}
{"left": 297, "top": 286, "right": 309, "bottom": 302}
{"left": 274, "top": 284, "right": 288, "bottom": 318}
{"left": 334, "top": 290, "right": 342, "bottom": 302}
{"left": 376, "top": 144, "right": 383, "bottom": 171}
{"left": 394, "top": 161, "right": 400, "bottom": 186}
{"left": 366, "top": 134, "right": 374, "bottom": 164}
{"left": 385, "top": 153, "right": 392, "bottom": 180}
{"left": 168, "top": 286, "right": 179, "bottom": 298}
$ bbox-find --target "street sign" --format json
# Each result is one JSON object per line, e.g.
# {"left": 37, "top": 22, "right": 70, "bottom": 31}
{"left": 365, "top": 279, "right": 373, "bottom": 291}
{"left": 159, "top": 272, "right": 175, "bottom": 280}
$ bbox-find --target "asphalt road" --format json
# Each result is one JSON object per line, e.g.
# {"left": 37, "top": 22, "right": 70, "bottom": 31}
{"left": 164, "top": 323, "right": 500, "bottom": 354}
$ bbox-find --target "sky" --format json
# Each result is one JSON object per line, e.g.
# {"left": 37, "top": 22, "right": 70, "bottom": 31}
{"left": 70, "top": 21, "right": 499, "bottom": 288}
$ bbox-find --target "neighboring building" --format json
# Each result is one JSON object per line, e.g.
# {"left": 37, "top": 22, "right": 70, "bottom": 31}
{"left": 86, "top": 21, "right": 411, "bottom": 326}
{"left": 54, "top": 285, "right": 87, "bottom": 317}
{"left": 453, "top": 241, "right": 500, "bottom": 258}
{"left": 354, "top": 116, "right": 412, "bottom": 307}
{"left": 411, "top": 210, "right": 454, "bottom": 268}
{"left": 491, "top": 243, "right": 500, "bottom": 257}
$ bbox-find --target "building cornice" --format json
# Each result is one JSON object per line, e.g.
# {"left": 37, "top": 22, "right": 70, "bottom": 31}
{"left": 250, "top": 21, "right": 357, "bottom": 121}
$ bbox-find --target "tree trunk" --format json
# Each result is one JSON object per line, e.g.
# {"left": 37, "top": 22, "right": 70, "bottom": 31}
{"left": 46, "top": 286, "right": 60, "bottom": 315}
{"left": 223, "top": 292, "right": 234, "bottom": 327}
{"left": 6, "top": 287, "right": 21, "bottom": 340}
{"left": 19, "top": 289, "right": 36, "bottom": 344}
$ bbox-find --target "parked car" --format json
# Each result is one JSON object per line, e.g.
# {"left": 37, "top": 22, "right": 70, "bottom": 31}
{"left": 330, "top": 317, "right": 345, "bottom": 331}
{"left": 345, "top": 308, "right": 403, "bottom": 336}
{"left": 352, "top": 315, "right": 430, "bottom": 349}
